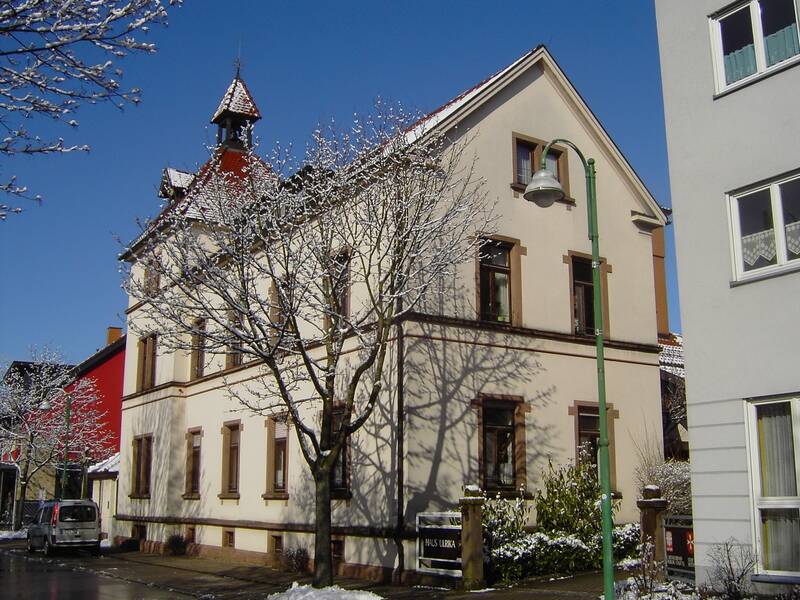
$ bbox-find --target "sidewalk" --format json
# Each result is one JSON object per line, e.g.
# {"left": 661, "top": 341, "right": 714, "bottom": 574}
{"left": 0, "top": 540, "right": 608, "bottom": 599}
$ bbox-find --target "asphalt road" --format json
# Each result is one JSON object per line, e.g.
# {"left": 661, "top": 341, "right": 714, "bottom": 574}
{"left": 0, "top": 551, "right": 190, "bottom": 600}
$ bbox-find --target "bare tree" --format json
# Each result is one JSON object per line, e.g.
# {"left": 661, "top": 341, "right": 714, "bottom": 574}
{"left": 125, "top": 102, "right": 491, "bottom": 586}
{"left": 0, "top": 349, "right": 112, "bottom": 529}
{"left": 0, "top": 0, "right": 180, "bottom": 219}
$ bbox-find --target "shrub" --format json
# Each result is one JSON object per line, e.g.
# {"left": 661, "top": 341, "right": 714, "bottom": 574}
{"left": 533, "top": 445, "right": 616, "bottom": 542}
{"left": 482, "top": 488, "right": 530, "bottom": 551}
{"left": 634, "top": 431, "right": 692, "bottom": 515}
{"left": 707, "top": 539, "right": 755, "bottom": 600}
{"left": 281, "top": 547, "right": 310, "bottom": 573}
{"left": 165, "top": 533, "right": 187, "bottom": 556}
{"left": 118, "top": 537, "right": 140, "bottom": 552}
{"left": 490, "top": 531, "right": 595, "bottom": 583}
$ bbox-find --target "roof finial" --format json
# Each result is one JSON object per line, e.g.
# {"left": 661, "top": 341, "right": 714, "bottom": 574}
{"left": 234, "top": 41, "right": 243, "bottom": 78}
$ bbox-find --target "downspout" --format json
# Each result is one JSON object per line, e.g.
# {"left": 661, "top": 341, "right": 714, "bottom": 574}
{"left": 394, "top": 310, "right": 406, "bottom": 583}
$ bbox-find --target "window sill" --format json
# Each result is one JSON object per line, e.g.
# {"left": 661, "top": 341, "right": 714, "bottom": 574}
{"left": 714, "top": 53, "right": 800, "bottom": 100}
{"left": 485, "top": 488, "right": 533, "bottom": 500}
{"left": 217, "top": 492, "right": 241, "bottom": 500}
{"left": 128, "top": 494, "right": 150, "bottom": 500}
{"left": 751, "top": 573, "right": 800, "bottom": 585}
{"left": 510, "top": 183, "right": 575, "bottom": 205}
{"left": 730, "top": 261, "right": 800, "bottom": 287}
{"left": 182, "top": 493, "right": 201, "bottom": 500}
{"left": 331, "top": 490, "right": 352, "bottom": 500}
{"left": 262, "top": 492, "right": 289, "bottom": 501}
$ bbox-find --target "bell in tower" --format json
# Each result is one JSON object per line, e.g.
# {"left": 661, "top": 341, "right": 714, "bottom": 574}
{"left": 211, "top": 68, "right": 262, "bottom": 150}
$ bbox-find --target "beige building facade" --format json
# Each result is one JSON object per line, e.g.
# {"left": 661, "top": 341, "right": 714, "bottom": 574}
{"left": 118, "top": 46, "right": 668, "bottom": 579}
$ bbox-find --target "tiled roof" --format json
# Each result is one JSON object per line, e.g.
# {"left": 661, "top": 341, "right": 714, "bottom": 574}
{"left": 659, "top": 333, "right": 684, "bottom": 378}
{"left": 211, "top": 76, "right": 261, "bottom": 123}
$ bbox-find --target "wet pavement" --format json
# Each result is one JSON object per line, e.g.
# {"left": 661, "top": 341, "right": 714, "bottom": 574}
{"left": 0, "top": 550, "right": 189, "bottom": 599}
{"left": 0, "top": 541, "right": 608, "bottom": 599}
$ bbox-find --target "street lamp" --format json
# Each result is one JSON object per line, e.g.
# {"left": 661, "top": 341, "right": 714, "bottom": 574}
{"left": 524, "top": 139, "right": 615, "bottom": 600}
{"left": 60, "top": 392, "right": 72, "bottom": 499}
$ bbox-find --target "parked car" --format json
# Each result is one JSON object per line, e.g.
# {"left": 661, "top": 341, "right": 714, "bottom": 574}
{"left": 26, "top": 499, "right": 101, "bottom": 556}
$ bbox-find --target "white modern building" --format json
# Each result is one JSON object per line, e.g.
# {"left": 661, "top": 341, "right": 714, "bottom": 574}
{"left": 657, "top": 0, "right": 800, "bottom": 589}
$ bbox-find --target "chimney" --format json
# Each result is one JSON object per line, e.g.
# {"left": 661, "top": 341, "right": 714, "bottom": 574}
{"left": 106, "top": 327, "right": 123, "bottom": 345}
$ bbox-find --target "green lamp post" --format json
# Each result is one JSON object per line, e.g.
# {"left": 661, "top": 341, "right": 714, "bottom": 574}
{"left": 524, "top": 139, "right": 615, "bottom": 600}
{"left": 60, "top": 392, "right": 72, "bottom": 499}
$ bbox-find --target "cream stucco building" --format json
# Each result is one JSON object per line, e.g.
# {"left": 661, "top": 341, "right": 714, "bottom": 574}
{"left": 118, "top": 46, "right": 669, "bottom": 580}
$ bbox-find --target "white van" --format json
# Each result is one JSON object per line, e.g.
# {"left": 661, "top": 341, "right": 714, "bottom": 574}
{"left": 26, "top": 499, "right": 101, "bottom": 556}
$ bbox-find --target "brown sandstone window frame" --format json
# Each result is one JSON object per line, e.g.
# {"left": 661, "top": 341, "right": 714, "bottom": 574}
{"left": 329, "top": 407, "right": 352, "bottom": 500}
{"left": 510, "top": 133, "right": 571, "bottom": 201}
{"left": 263, "top": 415, "right": 290, "bottom": 500}
{"left": 225, "top": 311, "right": 244, "bottom": 370}
{"left": 219, "top": 420, "right": 242, "bottom": 499}
{"left": 222, "top": 528, "right": 235, "bottom": 548}
{"left": 564, "top": 251, "right": 612, "bottom": 339}
{"left": 567, "top": 400, "right": 620, "bottom": 493}
{"left": 136, "top": 333, "right": 158, "bottom": 392}
{"left": 476, "top": 235, "right": 526, "bottom": 327}
{"left": 130, "top": 434, "right": 153, "bottom": 499}
{"left": 471, "top": 394, "right": 529, "bottom": 495}
{"left": 323, "top": 249, "right": 352, "bottom": 333}
{"left": 189, "top": 318, "right": 206, "bottom": 380}
{"left": 183, "top": 427, "right": 203, "bottom": 500}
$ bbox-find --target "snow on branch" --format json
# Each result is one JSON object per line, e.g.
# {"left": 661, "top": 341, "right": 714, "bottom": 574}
{"left": 124, "top": 100, "right": 493, "bottom": 476}
{"left": 0, "top": 0, "right": 180, "bottom": 219}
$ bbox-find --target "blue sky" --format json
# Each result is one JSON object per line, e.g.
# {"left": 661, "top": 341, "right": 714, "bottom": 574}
{"left": 0, "top": 1, "right": 679, "bottom": 364}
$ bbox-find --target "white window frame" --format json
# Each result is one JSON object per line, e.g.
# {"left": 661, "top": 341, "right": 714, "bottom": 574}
{"left": 728, "top": 171, "right": 800, "bottom": 281}
{"left": 745, "top": 396, "right": 800, "bottom": 576}
{"left": 710, "top": 0, "right": 800, "bottom": 93}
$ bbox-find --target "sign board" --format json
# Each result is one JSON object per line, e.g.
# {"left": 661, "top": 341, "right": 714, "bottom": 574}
{"left": 664, "top": 515, "right": 695, "bottom": 581}
{"left": 416, "top": 512, "right": 462, "bottom": 576}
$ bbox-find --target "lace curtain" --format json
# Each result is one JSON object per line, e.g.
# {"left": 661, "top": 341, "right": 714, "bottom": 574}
{"left": 741, "top": 221, "right": 800, "bottom": 266}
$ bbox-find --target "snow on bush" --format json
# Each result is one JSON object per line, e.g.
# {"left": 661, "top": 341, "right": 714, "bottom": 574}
{"left": 267, "top": 583, "right": 383, "bottom": 600}
{"left": 489, "top": 523, "right": 641, "bottom": 583}
{"left": 615, "top": 577, "right": 700, "bottom": 599}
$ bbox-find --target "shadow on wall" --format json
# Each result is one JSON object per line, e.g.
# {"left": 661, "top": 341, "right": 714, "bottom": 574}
{"left": 402, "top": 319, "right": 557, "bottom": 523}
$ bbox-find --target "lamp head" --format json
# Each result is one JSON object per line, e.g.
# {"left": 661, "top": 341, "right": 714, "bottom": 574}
{"left": 523, "top": 169, "right": 565, "bottom": 207}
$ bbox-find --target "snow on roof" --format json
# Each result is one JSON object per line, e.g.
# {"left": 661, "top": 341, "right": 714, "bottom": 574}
{"left": 659, "top": 333, "right": 684, "bottom": 379}
{"left": 166, "top": 168, "right": 194, "bottom": 190}
{"left": 88, "top": 452, "right": 120, "bottom": 475}
{"left": 159, "top": 168, "right": 195, "bottom": 199}
{"left": 211, "top": 76, "right": 261, "bottom": 123}
{"left": 404, "top": 47, "right": 539, "bottom": 144}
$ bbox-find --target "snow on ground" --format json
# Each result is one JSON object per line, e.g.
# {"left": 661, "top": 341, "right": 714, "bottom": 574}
{"left": 0, "top": 529, "right": 26, "bottom": 540}
{"left": 267, "top": 583, "right": 383, "bottom": 600}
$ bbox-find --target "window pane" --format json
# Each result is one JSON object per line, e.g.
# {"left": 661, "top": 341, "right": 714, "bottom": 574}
{"left": 516, "top": 143, "right": 532, "bottom": 185}
{"left": 573, "top": 258, "right": 593, "bottom": 284}
{"left": 482, "top": 243, "right": 509, "bottom": 267}
{"left": 721, "top": 7, "right": 758, "bottom": 84}
{"left": 760, "top": 0, "right": 800, "bottom": 66}
{"left": 738, "top": 189, "right": 777, "bottom": 271}
{"left": 496, "top": 430, "right": 514, "bottom": 485}
{"left": 780, "top": 177, "right": 800, "bottom": 261}
{"left": 760, "top": 508, "right": 800, "bottom": 571}
{"left": 493, "top": 272, "right": 510, "bottom": 323}
{"left": 579, "top": 413, "right": 600, "bottom": 434}
{"left": 274, "top": 440, "right": 286, "bottom": 491}
{"left": 545, "top": 151, "right": 559, "bottom": 181}
{"left": 756, "top": 402, "right": 797, "bottom": 496}
{"left": 485, "top": 406, "right": 514, "bottom": 427}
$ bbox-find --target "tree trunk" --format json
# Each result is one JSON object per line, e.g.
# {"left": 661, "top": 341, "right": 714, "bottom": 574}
{"left": 12, "top": 456, "right": 30, "bottom": 531}
{"left": 313, "top": 468, "right": 333, "bottom": 587}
